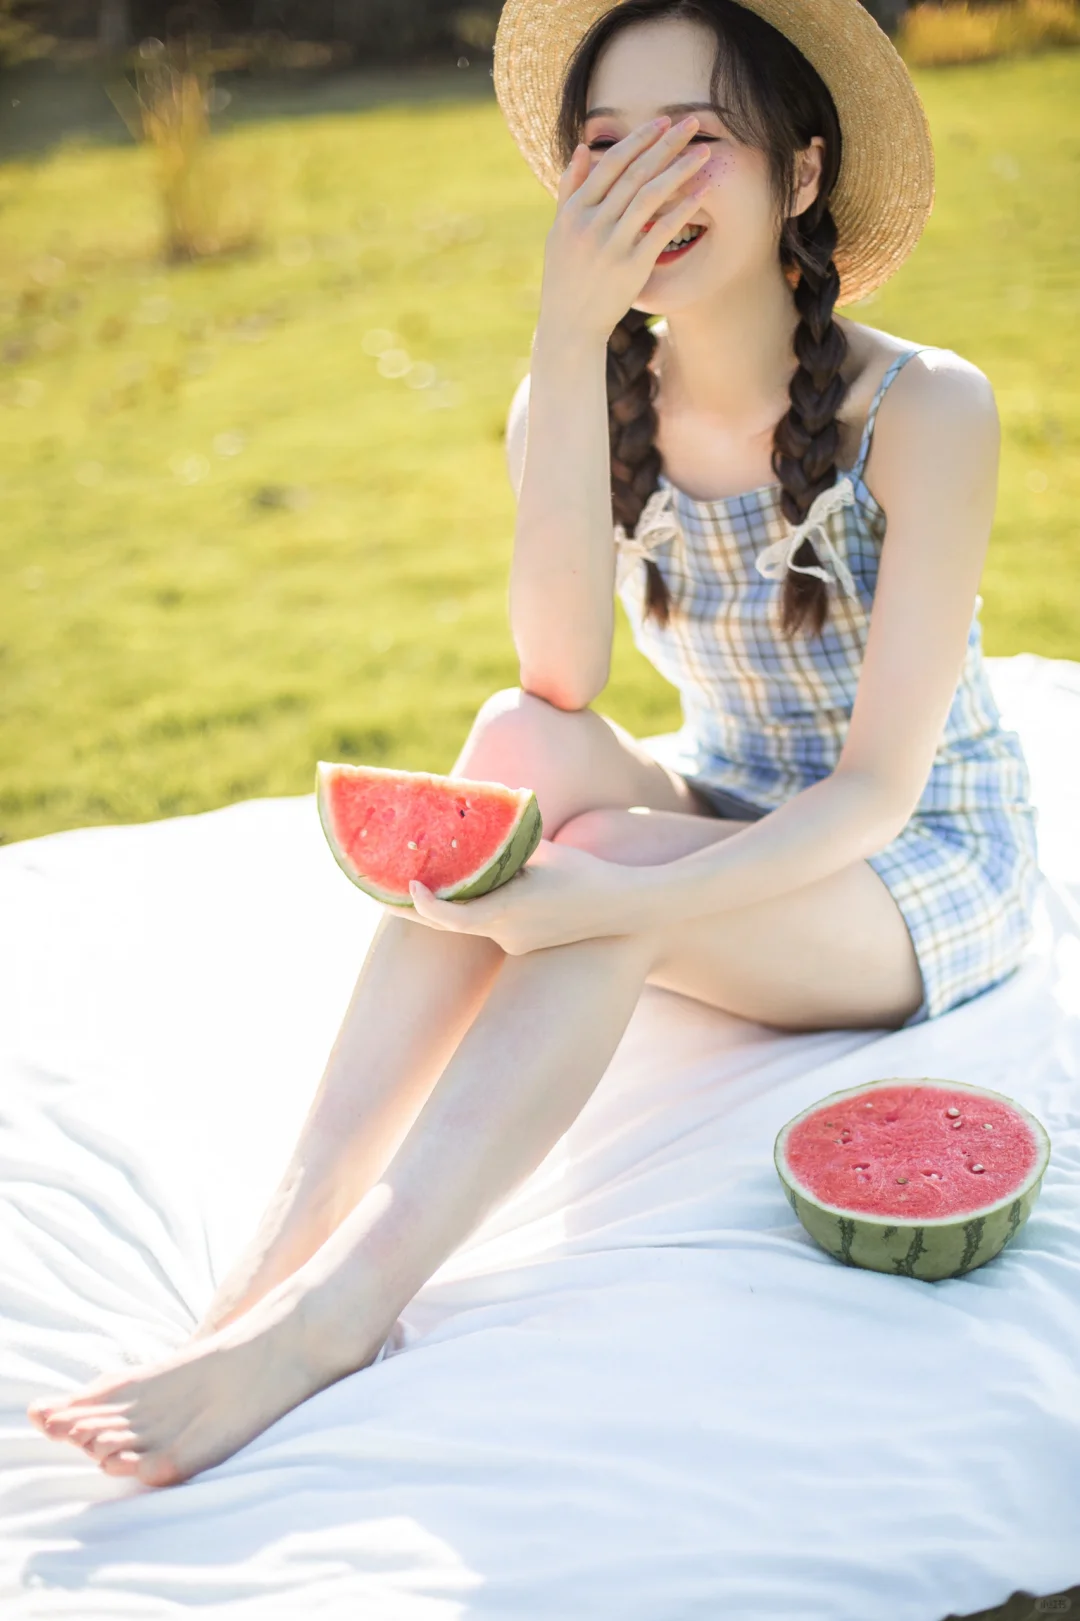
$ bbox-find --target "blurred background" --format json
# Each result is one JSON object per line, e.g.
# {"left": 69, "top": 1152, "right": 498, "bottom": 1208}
{"left": 1, "top": 0, "right": 1077, "bottom": 845}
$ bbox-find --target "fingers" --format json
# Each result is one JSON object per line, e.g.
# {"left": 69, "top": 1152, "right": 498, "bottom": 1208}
{"left": 630, "top": 170, "right": 712, "bottom": 268}
{"left": 586, "top": 116, "right": 705, "bottom": 229}
{"left": 556, "top": 141, "right": 592, "bottom": 210}
{"left": 613, "top": 142, "right": 711, "bottom": 248}
{"left": 408, "top": 881, "right": 473, "bottom": 931}
{"left": 569, "top": 115, "right": 673, "bottom": 212}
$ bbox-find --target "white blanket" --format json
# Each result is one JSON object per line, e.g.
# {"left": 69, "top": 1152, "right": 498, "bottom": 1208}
{"left": 2, "top": 652, "right": 1078, "bottom": 1621}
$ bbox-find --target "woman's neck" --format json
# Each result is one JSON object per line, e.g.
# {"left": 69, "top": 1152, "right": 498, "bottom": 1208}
{"left": 653, "top": 270, "right": 803, "bottom": 428}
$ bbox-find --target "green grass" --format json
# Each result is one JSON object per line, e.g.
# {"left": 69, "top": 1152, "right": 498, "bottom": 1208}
{"left": 1, "top": 53, "right": 1078, "bottom": 845}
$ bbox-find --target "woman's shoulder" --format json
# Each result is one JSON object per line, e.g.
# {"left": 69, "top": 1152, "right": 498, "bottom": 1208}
{"left": 830, "top": 319, "right": 985, "bottom": 421}
{"left": 837, "top": 320, "right": 994, "bottom": 436}
{"left": 840, "top": 323, "right": 999, "bottom": 509}
{"left": 830, "top": 319, "right": 992, "bottom": 486}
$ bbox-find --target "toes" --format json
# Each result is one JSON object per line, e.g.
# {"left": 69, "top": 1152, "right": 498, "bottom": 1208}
{"left": 33, "top": 1378, "right": 135, "bottom": 1430}
{"left": 28, "top": 1396, "right": 69, "bottom": 1428}
{"left": 67, "top": 1413, "right": 143, "bottom": 1458}
{"left": 137, "top": 1451, "right": 184, "bottom": 1489}
{"left": 87, "top": 1428, "right": 139, "bottom": 1462}
{"left": 42, "top": 1409, "right": 90, "bottom": 1439}
{"left": 58, "top": 1410, "right": 123, "bottom": 1445}
{"left": 73, "top": 1418, "right": 119, "bottom": 1447}
{"left": 100, "top": 1449, "right": 143, "bottom": 1477}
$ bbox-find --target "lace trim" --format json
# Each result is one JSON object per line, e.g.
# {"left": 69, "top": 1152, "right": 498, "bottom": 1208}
{"left": 614, "top": 475, "right": 863, "bottom": 600}
{"left": 753, "top": 477, "right": 859, "bottom": 598}
{"left": 612, "top": 485, "right": 683, "bottom": 593}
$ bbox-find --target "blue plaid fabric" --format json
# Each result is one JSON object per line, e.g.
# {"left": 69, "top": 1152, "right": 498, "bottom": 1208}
{"left": 615, "top": 345, "right": 1041, "bottom": 1026}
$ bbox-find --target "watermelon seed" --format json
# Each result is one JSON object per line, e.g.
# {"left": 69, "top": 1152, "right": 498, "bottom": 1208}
{"left": 407, "top": 840, "right": 418, "bottom": 850}
{"left": 458, "top": 809, "right": 466, "bottom": 818}
{"left": 946, "top": 1107, "right": 960, "bottom": 1118}
{"left": 451, "top": 838, "right": 457, "bottom": 848}
{"left": 951, "top": 1120, "right": 963, "bottom": 1129}
{"left": 983, "top": 1122, "right": 994, "bottom": 1130}
{"left": 896, "top": 1176, "right": 909, "bottom": 1184}
{"left": 971, "top": 1164, "right": 985, "bottom": 1173}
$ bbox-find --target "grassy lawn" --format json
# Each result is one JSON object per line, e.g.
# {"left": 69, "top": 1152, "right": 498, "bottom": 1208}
{"left": 1, "top": 51, "right": 1077, "bottom": 846}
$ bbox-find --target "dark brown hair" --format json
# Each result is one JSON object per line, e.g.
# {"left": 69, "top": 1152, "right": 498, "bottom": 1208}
{"left": 553, "top": 0, "right": 849, "bottom": 639}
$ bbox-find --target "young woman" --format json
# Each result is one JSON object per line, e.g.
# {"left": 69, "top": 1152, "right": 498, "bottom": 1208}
{"left": 28, "top": 0, "right": 1040, "bottom": 1487}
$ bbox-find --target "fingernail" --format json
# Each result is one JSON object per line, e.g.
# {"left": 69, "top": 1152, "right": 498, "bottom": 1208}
{"left": 652, "top": 115, "right": 671, "bottom": 129}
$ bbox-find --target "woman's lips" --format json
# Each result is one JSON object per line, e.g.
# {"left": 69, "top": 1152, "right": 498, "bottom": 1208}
{"left": 643, "top": 222, "right": 709, "bottom": 264}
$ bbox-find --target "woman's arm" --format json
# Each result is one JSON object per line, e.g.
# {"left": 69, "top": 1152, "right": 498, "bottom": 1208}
{"left": 505, "top": 325, "right": 617, "bottom": 712}
{"left": 504, "top": 118, "right": 712, "bottom": 714}
{"left": 635, "top": 349, "right": 1001, "bottom": 927}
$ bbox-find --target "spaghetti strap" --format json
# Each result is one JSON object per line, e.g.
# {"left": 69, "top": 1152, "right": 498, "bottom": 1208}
{"left": 851, "top": 345, "right": 935, "bottom": 482}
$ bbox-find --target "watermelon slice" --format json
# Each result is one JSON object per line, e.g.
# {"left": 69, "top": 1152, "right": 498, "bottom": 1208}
{"left": 774, "top": 1077, "right": 1051, "bottom": 1281}
{"left": 316, "top": 761, "right": 543, "bottom": 906}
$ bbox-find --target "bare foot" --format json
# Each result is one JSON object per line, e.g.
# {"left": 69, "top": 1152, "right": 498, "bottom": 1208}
{"left": 26, "top": 1275, "right": 392, "bottom": 1488}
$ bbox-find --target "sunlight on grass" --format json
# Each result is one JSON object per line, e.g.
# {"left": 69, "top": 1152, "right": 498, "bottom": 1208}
{"left": 1, "top": 53, "right": 1078, "bottom": 843}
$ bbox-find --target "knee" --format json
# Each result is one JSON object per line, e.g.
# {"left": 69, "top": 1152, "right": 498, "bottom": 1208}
{"left": 550, "top": 807, "right": 628, "bottom": 858}
{"left": 469, "top": 686, "right": 593, "bottom": 751}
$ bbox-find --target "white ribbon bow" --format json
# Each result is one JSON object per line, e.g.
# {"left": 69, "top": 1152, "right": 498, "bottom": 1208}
{"left": 613, "top": 484, "right": 683, "bottom": 592}
{"left": 754, "top": 476, "right": 859, "bottom": 599}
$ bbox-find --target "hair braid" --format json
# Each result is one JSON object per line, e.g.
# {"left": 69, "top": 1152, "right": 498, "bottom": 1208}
{"left": 770, "top": 202, "right": 850, "bottom": 638}
{"left": 605, "top": 207, "right": 849, "bottom": 639}
{"left": 606, "top": 308, "right": 674, "bottom": 627}
{"left": 574, "top": 1, "right": 849, "bottom": 640}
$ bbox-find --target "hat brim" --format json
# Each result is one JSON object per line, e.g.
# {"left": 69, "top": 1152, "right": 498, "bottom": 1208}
{"left": 493, "top": 0, "right": 935, "bottom": 306}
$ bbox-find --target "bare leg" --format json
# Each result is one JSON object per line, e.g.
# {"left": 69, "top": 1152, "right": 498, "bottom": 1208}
{"left": 28, "top": 927, "right": 659, "bottom": 1487}
{"left": 27, "top": 749, "right": 924, "bottom": 1482}
{"left": 194, "top": 918, "right": 504, "bottom": 1336}
{"left": 193, "top": 688, "right": 706, "bottom": 1335}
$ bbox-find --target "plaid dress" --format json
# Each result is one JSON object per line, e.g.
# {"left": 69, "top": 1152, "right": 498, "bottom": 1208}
{"left": 614, "top": 344, "right": 1041, "bottom": 1026}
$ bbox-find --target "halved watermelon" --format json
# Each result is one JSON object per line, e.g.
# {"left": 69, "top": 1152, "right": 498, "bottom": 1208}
{"left": 774, "top": 1077, "right": 1051, "bottom": 1281}
{"left": 316, "top": 761, "right": 543, "bottom": 906}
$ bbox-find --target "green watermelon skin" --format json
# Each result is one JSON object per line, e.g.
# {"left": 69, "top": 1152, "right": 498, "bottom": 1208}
{"left": 315, "top": 763, "right": 543, "bottom": 908}
{"left": 438, "top": 795, "right": 543, "bottom": 901}
{"left": 774, "top": 1077, "right": 1051, "bottom": 1283}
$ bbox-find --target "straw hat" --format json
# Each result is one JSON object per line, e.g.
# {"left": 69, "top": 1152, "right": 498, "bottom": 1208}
{"left": 492, "top": 0, "right": 935, "bottom": 306}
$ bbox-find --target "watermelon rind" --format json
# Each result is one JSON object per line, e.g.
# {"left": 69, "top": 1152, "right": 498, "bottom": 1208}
{"left": 774, "top": 1076, "right": 1051, "bottom": 1283}
{"left": 315, "top": 762, "right": 543, "bottom": 908}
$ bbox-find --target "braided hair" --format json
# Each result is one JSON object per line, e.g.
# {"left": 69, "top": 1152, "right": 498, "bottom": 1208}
{"left": 556, "top": 0, "right": 850, "bottom": 639}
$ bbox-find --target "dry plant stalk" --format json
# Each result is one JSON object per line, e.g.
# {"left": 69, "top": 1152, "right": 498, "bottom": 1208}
{"left": 108, "top": 35, "right": 260, "bottom": 263}
{"left": 900, "top": 0, "right": 1080, "bottom": 66}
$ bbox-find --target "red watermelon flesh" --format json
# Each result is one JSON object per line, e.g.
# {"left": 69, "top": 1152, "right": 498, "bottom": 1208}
{"left": 783, "top": 1081, "right": 1040, "bottom": 1220}
{"left": 316, "top": 761, "right": 543, "bottom": 905}
{"left": 774, "top": 1077, "right": 1051, "bottom": 1280}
